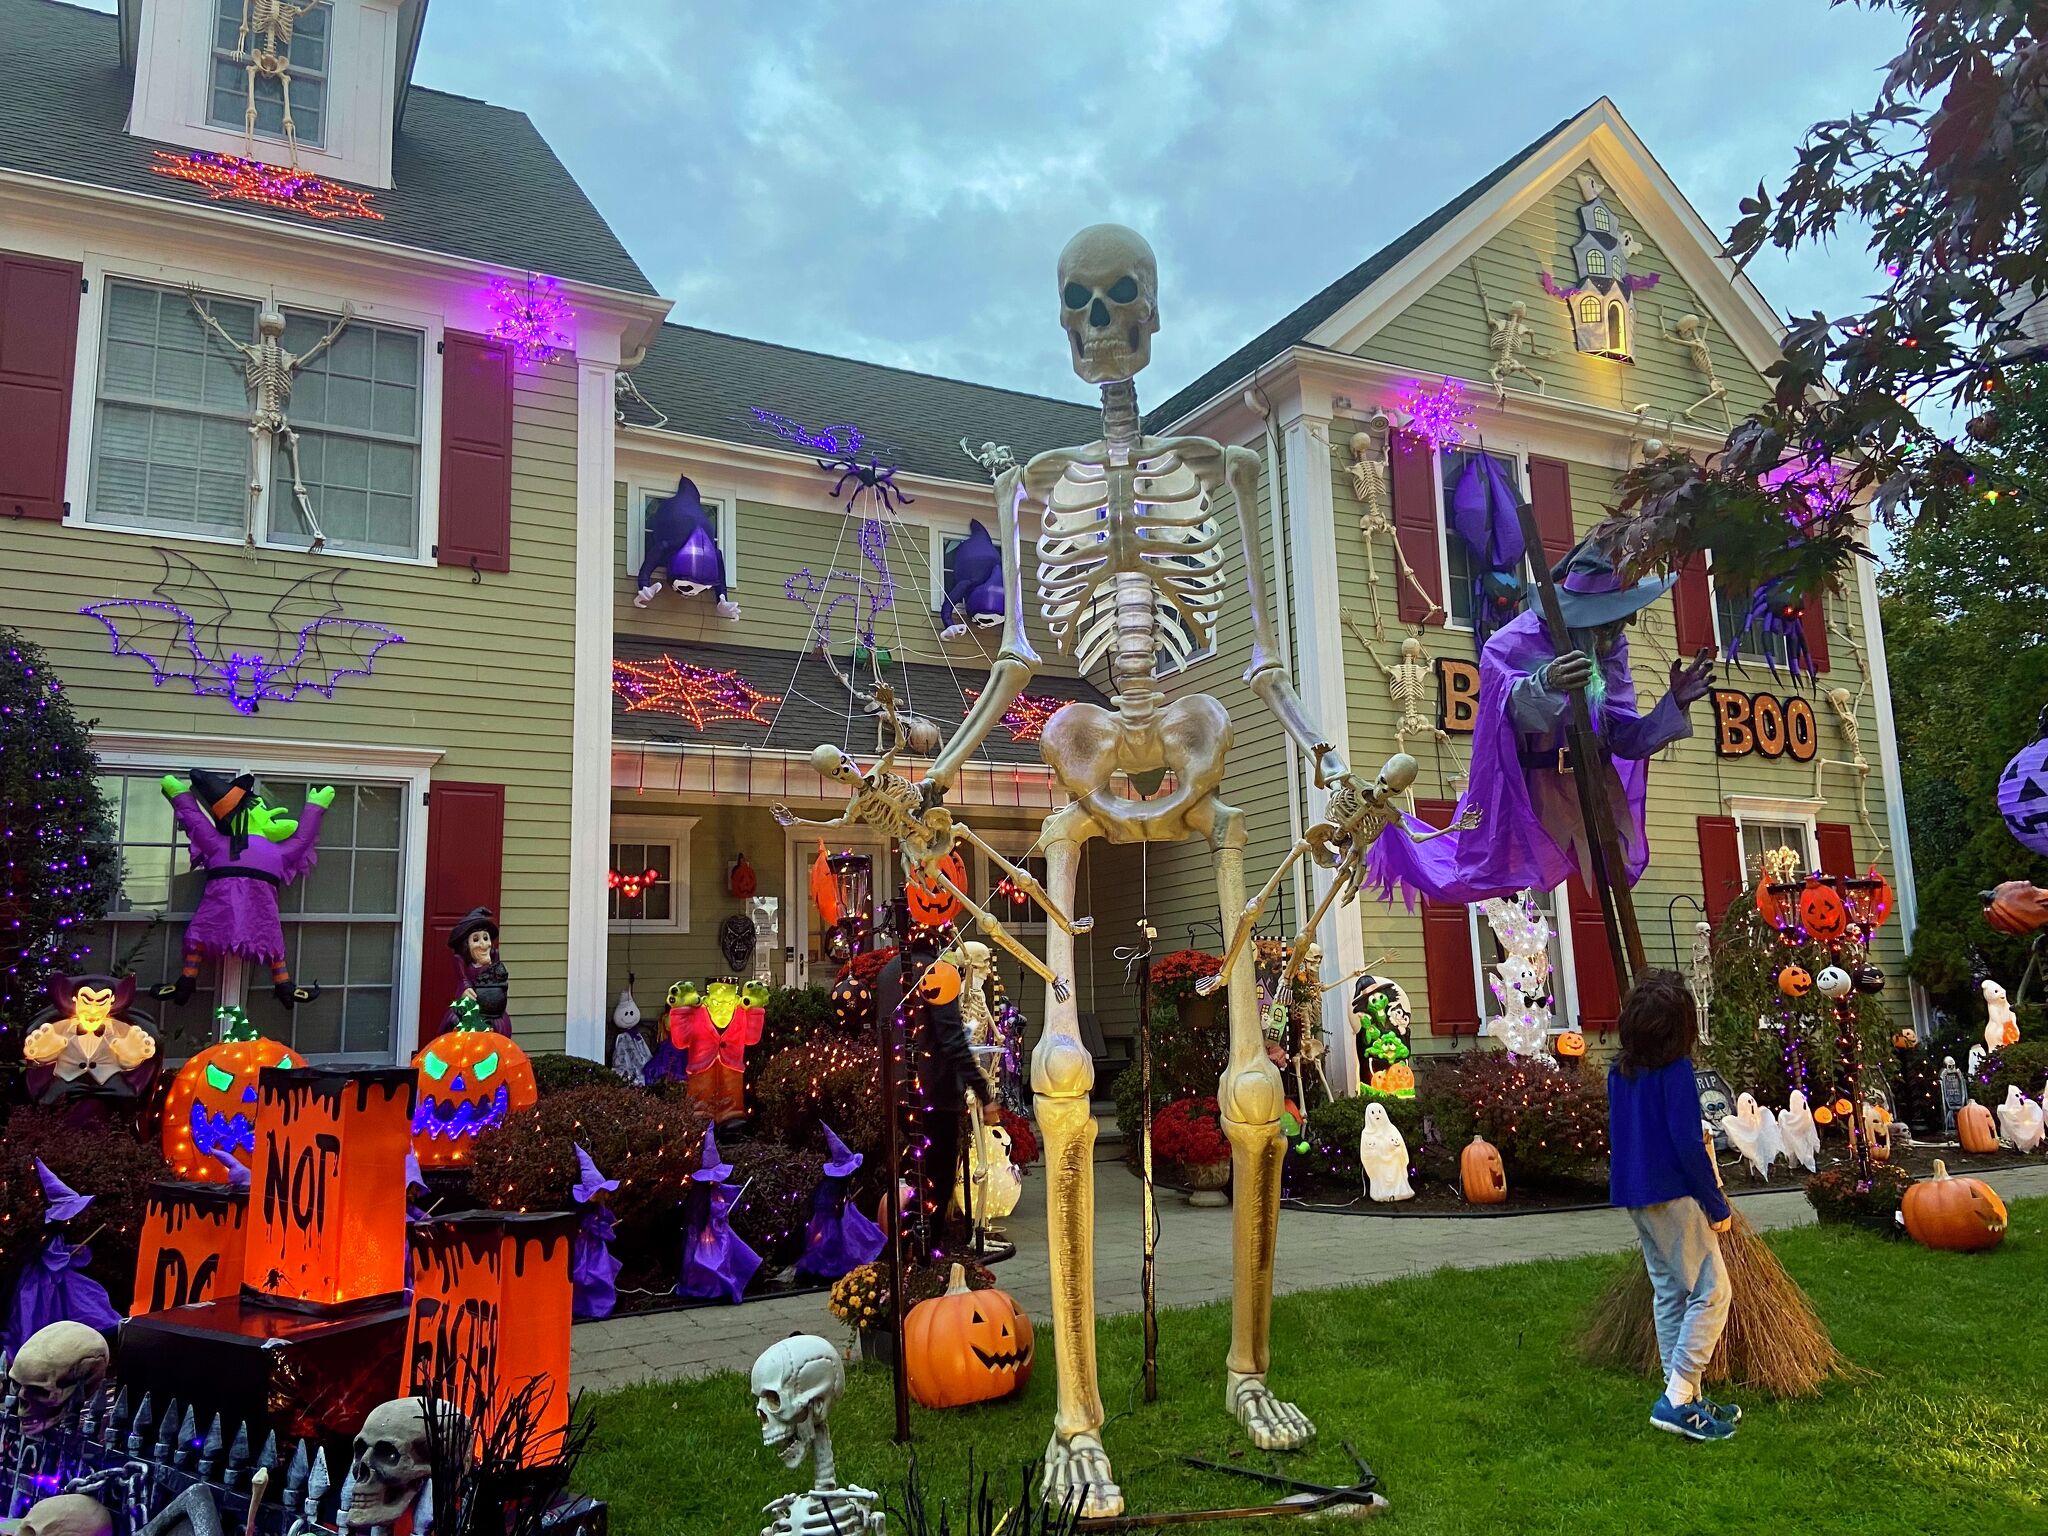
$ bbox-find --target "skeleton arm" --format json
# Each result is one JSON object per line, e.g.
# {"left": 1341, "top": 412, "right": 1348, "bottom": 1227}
{"left": 291, "top": 306, "right": 354, "bottom": 373}
{"left": 185, "top": 286, "right": 254, "bottom": 359}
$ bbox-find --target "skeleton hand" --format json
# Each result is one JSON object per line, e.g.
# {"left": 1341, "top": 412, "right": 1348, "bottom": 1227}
{"left": 1669, "top": 647, "right": 1715, "bottom": 708}
{"left": 771, "top": 803, "right": 800, "bottom": 828}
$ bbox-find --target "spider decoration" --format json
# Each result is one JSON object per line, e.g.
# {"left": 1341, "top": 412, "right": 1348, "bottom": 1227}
{"left": 818, "top": 447, "right": 915, "bottom": 516}
{"left": 1730, "top": 575, "right": 1817, "bottom": 685}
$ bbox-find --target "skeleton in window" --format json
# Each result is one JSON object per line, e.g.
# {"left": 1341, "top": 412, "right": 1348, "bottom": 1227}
{"left": 1662, "top": 310, "right": 1734, "bottom": 427}
{"left": 186, "top": 285, "right": 351, "bottom": 550}
{"left": 772, "top": 687, "right": 1090, "bottom": 1001}
{"left": 918, "top": 226, "right": 1475, "bottom": 1513}
{"left": 228, "top": 0, "right": 321, "bottom": 161}
{"left": 1473, "top": 265, "right": 1552, "bottom": 402}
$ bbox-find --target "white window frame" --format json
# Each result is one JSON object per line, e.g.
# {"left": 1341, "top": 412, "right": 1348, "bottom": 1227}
{"left": 608, "top": 814, "right": 696, "bottom": 934}
{"left": 1708, "top": 563, "right": 1795, "bottom": 671}
{"left": 1435, "top": 445, "right": 1531, "bottom": 634}
{"left": 88, "top": 730, "right": 440, "bottom": 1063}
{"left": 624, "top": 476, "right": 740, "bottom": 591}
{"left": 65, "top": 257, "right": 443, "bottom": 567}
{"left": 204, "top": 0, "right": 332, "bottom": 151}
{"left": 973, "top": 828, "right": 1049, "bottom": 938}
{"left": 1725, "top": 794, "right": 1821, "bottom": 885}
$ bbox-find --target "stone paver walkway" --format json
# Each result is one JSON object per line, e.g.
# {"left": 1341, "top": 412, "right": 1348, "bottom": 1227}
{"left": 572, "top": 1155, "right": 2048, "bottom": 1393}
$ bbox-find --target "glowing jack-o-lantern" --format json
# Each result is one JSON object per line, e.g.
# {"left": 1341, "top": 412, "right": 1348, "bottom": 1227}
{"left": 905, "top": 851, "right": 969, "bottom": 930}
{"left": 411, "top": 997, "right": 538, "bottom": 1169}
{"left": 1777, "top": 964, "right": 1813, "bottom": 999}
{"left": 903, "top": 1262, "right": 1034, "bottom": 1408}
{"left": 917, "top": 958, "right": 963, "bottom": 1006}
{"left": 161, "top": 1007, "right": 307, "bottom": 1183}
{"left": 1798, "top": 882, "right": 1849, "bottom": 942}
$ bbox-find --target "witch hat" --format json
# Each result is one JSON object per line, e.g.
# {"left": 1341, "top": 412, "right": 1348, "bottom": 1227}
{"left": 572, "top": 1144, "right": 620, "bottom": 1203}
{"left": 820, "top": 1122, "right": 863, "bottom": 1179}
{"left": 35, "top": 1159, "right": 93, "bottom": 1224}
{"left": 691, "top": 1124, "right": 733, "bottom": 1183}
{"left": 188, "top": 768, "right": 256, "bottom": 827}
{"left": 405, "top": 1149, "right": 426, "bottom": 1196}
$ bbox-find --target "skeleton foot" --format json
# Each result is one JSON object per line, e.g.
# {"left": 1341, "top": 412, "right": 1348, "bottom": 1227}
{"left": 1228, "top": 1372, "right": 1315, "bottom": 1451}
{"left": 1040, "top": 1430, "right": 1122, "bottom": 1519}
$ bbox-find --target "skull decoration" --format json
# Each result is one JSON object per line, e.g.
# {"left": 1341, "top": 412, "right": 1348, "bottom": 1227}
{"left": 8, "top": 1321, "right": 109, "bottom": 1432}
{"left": 345, "top": 1398, "right": 457, "bottom": 1530}
{"left": 1057, "top": 224, "right": 1159, "bottom": 384}
{"left": 751, "top": 1334, "right": 844, "bottom": 1474}
{"left": 14, "top": 1495, "right": 111, "bottom": 1536}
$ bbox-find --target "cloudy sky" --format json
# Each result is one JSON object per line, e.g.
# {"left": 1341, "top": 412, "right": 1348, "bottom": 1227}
{"left": 133, "top": 0, "right": 1917, "bottom": 404}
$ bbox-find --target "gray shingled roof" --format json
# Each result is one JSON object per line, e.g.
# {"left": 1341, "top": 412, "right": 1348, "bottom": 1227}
{"left": 0, "top": 0, "right": 655, "bottom": 295}
{"left": 617, "top": 324, "right": 1101, "bottom": 483}
{"left": 612, "top": 634, "right": 1106, "bottom": 765}
{"left": 1144, "top": 111, "right": 1580, "bottom": 429}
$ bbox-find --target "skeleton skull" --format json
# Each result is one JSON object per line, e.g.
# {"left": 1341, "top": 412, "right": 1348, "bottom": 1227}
{"left": 809, "top": 744, "right": 859, "bottom": 785}
{"left": 14, "top": 1495, "right": 111, "bottom": 1536}
{"left": 257, "top": 306, "right": 286, "bottom": 339}
{"left": 1057, "top": 224, "right": 1159, "bottom": 384}
{"left": 345, "top": 1398, "right": 455, "bottom": 1530}
{"left": 1674, "top": 314, "right": 1701, "bottom": 338}
{"left": 8, "top": 1322, "right": 108, "bottom": 1432}
{"left": 751, "top": 1334, "right": 844, "bottom": 1473}
{"left": 1373, "top": 752, "right": 1419, "bottom": 800}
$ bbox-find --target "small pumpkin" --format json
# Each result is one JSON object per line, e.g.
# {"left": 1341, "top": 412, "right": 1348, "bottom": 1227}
{"left": 1555, "top": 1030, "right": 1587, "bottom": 1059}
{"left": 1812, "top": 1102, "right": 1834, "bottom": 1126}
{"left": 1370, "top": 1062, "right": 1415, "bottom": 1094}
{"left": 1956, "top": 1101, "right": 2000, "bottom": 1156}
{"left": 1460, "top": 1135, "right": 1506, "bottom": 1204}
{"left": 1777, "top": 964, "right": 1813, "bottom": 999}
{"left": 1892, "top": 1027, "right": 1920, "bottom": 1051}
{"left": 161, "top": 1005, "right": 308, "bottom": 1182}
{"left": 1901, "top": 1159, "right": 2008, "bottom": 1251}
{"left": 411, "top": 995, "right": 539, "bottom": 1169}
{"left": 1798, "top": 882, "right": 1849, "bottom": 942}
{"left": 903, "top": 1262, "right": 1034, "bottom": 1408}
{"left": 905, "top": 851, "right": 970, "bottom": 930}
{"left": 916, "top": 958, "right": 963, "bottom": 1006}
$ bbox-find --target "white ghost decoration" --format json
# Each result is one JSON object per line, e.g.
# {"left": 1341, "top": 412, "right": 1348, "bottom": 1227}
{"left": 1983, "top": 979, "right": 2019, "bottom": 1056}
{"left": 1357, "top": 1102, "right": 1413, "bottom": 1203}
{"left": 955, "top": 1122, "right": 1023, "bottom": 1221}
{"left": 1996, "top": 1086, "right": 2045, "bottom": 1153}
{"left": 1815, "top": 965, "right": 1854, "bottom": 1000}
{"left": 1777, "top": 1089, "right": 1820, "bottom": 1172}
{"left": 1722, "top": 1093, "right": 1781, "bottom": 1181}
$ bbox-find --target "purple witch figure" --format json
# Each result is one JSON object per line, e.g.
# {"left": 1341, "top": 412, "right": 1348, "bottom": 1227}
{"left": 677, "top": 1125, "right": 759, "bottom": 1305}
{"left": 1369, "top": 538, "right": 1714, "bottom": 905}
{"left": 939, "top": 519, "right": 1005, "bottom": 639}
{"left": 1449, "top": 451, "right": 1528, "bottom": 651}
{"left": 445, "top": 907, "right": 511, "bottom": 1036}
{"left": 793, "top": 1123, "right": 885, "bottom": 1283}
{"left": 5, "top": 1161, "right": 120, "bottom": 1352}
{"left": 634, "top": 474, "right": 739, "bottom": 618}
{"left": 153, "top": 769, "right": 331, "bottom": 1009}
{"left": 570, "top": 1144, "right": 623, "bottom": 1321}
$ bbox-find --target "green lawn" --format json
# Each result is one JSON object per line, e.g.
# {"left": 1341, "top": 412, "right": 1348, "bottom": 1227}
{"left": 575, "top": 1198, "right": 2047, "bottom": 1534}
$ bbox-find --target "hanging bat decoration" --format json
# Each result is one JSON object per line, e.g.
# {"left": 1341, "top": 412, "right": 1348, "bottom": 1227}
{"left": 80, "top": 548, "right": 404, "bottom": 716}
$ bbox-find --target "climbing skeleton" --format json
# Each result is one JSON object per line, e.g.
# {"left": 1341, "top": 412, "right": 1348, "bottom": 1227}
{"left": 1345, "top": 412, "right": 1442, "bottom": 636}
{"left": 773, "top": 687, "right": 1090, "bottom": 1000}
{"left": 1344, "top": 617, "right": 1446, "bottom": 756}
{"left": 1473, "top": 265, "right": 1552, "bottom": 402}
{"left": 186, "top": 285, "right": 349, "bottom": 550}
{"left": 1813, "top": 619, "right": 1888, "bottom": 856}
{"left": 229, "top": 0, "right": 322, "bottom": 161}
{"left": 1661, "top": 309, "right": 1734, "bottom": 427}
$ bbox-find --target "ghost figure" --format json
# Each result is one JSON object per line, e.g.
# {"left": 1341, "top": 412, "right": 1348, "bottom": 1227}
{"left": 939, "top": 519, "right": 1005, "bottom": 638}
{"left": 956, "top": 1120, "right": 1023, "bottom": 1223}
{"left": 1476, "top": 893, "right": 1555, "bottom": 1058}
{"left": 636, "top": 474, "right": 739, "bottom": 618}
{"left": 1357, "top": 1102, "right": 1413, "bottom": 1202}
{"left": 1777, "top": 1089, "right": 1820, "bottom": 1172}
{"left": 1722, "top": 1093, "right": 1781, "bottom": 1181}
{"left": 1996, "top": 1086, "right": 2045, "bottom": 1153}
{"left": 1983, "top": 978, "right": 2020, "bottom": 1055}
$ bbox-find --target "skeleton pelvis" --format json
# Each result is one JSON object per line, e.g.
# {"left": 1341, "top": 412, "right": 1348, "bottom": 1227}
{"left": 1042, "top": 693, "right": 1230, "bottom": 840}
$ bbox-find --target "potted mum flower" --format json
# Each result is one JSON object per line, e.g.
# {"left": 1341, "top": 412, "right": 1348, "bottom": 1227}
{"left": 1153, "top": 1095, "right": 1232, "bottom": 1206}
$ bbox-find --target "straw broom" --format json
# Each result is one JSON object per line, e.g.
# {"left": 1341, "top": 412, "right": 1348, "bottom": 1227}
{"left": 1579, "top": 1130, "right": 1860, "bottom": 1399}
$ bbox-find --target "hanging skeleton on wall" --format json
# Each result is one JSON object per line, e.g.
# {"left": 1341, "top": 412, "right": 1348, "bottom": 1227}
{"left": 228, "top": 0, "right": 322, "bottom": 162}
{"left": 186, "top": 285, "right": 350, "bottom": 551}
{"left": 1660, "top": 309, "right": 1734, "bottom": 427}
{"left": 1473, "top": 264, "right": 1553, "bottom": 402}
{"left": 1343, "top": 617, "right": 1446, "bottom": 757}
{"left": 1343, "top": 411, "right": 1443, "bottom": 637}
{"left": 1813, "top": 618, "right": 1888, "bottom": 856}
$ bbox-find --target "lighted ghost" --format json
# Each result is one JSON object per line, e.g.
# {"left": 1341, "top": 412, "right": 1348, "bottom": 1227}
{"left": 1997, "top": 1086, "right": 2045, "bottom": 1153}
{"left": 1983, "top": 978, "right": 2020, "bottom": 1055}
{"left": 1722, "top": 1092, "right": 1782, "bottom": 1181}
{"left": 1357, "top": 1102, "right": 1413, "bottom": 1202}
{"left": 1776, "top": 1089, "right": 1820, "bottom": 1172}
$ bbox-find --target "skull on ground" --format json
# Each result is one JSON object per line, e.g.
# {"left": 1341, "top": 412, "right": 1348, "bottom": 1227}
{"left": 751, "top": 1334, "right": 843, "bottom": 1472}
{"left": 1057, "top": 224, "right": 1159, "bottom": 385}
{"left": 15, "top": 1494, "right": 110, "bottom": 1536}
{"left": 8, "top": 1322, "right": 108, "bottom": 1432}
{"left": 346, "top": 1398, "right": 457, "bottom": 1529}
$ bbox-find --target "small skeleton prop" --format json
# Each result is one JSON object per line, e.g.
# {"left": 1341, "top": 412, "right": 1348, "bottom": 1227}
{"left": 1660, "top": 310, "right": 1733, "bottom": 427}
{"left": 339, "top": 1398, "right": 457, "bottom": 1532}
{"left": 1813, "top": 620, "right": 1888, "bottom": 856}
{"left": 1689, "top": 920, "right": 1714, "bottom": 1045}
{"left": 8, "top": 1321, "right": 109, "bottom": 1433}
{"left": 228, "top": 0, "right": 322, "bottom": 161}
{"left": 1342, "top": 411, "right": 1442, "bottom": 636}
{"left": 814, "top": 652, "right": 944, "bottom": 758}
{"left": 753, "top": 1336, "right": 883, "bottom": 1536}
{"left": 1344, "top": 617, "right": 1446, "bottom": 756}
{"left": 186, "top": 285, "right": 351, "bottom": 551}
{"left": 960, "top": 438, "right": 1019, "bottom": 477}
{"left": 1473, "top": 265, "right": 1553, "bottom": 402}
{"left": 773, "top": 692, "right": 1091, "bottom": 1000}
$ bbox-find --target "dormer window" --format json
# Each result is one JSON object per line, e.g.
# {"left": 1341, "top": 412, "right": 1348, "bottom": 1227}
{"left": 207, "top": 0, "right": 331, "bottom": 151}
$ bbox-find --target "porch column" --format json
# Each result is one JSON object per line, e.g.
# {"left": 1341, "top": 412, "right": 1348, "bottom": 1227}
{"left": 566, "top": 359, "right": 617, "bottom": 1059}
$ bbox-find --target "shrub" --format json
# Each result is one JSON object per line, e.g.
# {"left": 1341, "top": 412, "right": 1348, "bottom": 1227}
{"left": 471, "top": 1082, "right": 708, "bottom": 1275}
{"left": 1417, "top": 1049, "right": 1608, "bottom": 1183}
{"left": 1804, "top": 1163, "right": 1912, "bottom": 1235}
{"left": 725, "top": 1140, "right": 827, "bottom": 1269}
{"left": 530, "top": 1052, "right": 619, "bottom": 1096}
{"left": 1152, "top": 1096, "right": 1230, "bottom": 1166}
{"left": 753, "top": 1037, "right": 888, "bottom": 1165}
{"left": 1974, "top": 1037, "right": 2048, "bottom": 1106}
{"left": 757, "top": 985, "right": 837, "bottom": 1066}
{"left": 0, "top": 1111, "right": 169, "bottom": 1312}
{"left": 1289, "top": 1091, "right": 1425, "bottom": 1192}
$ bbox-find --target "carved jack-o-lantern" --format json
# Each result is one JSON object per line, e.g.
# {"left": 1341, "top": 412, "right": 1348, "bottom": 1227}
{"left": 1460, "top": 1135, "right": 1506, "bottom": 1204}
{"left": 1370, "top": 1062, "right": 1415, "bottom": 1095}
{"left": 1555, "top": 1030, "right": 1588, "bottom": 1059}
{"left": 902, "top": 1262, "right": 1034, "bottom": 1409}
{"left": 905, "top": 852, "right": 969, "bottom": 930}
{"left": 1955, "top": 1101, "right": 2000, "bottom": 1156}
{"left": 1901, "top": 1160, "right": 2008, "bottom": 1251}
{"left": 1777, "top": 964, "right": 1813, "bottom": 999}
{"left": 161, "top": 1007, "right": 308, "bottom": 1183}
{"left": 1798, "top": 882, "right": 1849, "bottom": 942}
{"left": 411, "top": 996, "right": 538, "bottom": 1169}
{"left": 917, "top": 958, "right": 963, "bottom": 1006}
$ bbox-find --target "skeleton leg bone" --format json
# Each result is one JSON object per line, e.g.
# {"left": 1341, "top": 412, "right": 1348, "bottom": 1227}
{"left": 278, "top": 424, "right": 325, "bottom": 550}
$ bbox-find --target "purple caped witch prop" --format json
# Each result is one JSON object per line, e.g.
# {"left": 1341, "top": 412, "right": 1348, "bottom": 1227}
{"left": 155, "top": 770, "right": 330, "bottom": 1009}
{"left": 1368, "top": 539, "right": 1711, "bottom": 906}
{"left": 571, "top": 1144, "right": 623, "bottom": 1321}
{"left": 5, "top": 1162, "right": 120, "bottom": 1352}
{"left": 677, "top": 1126, "right": 760, "bottom": 1305}
{"left": 794, "top": 1123, "right": 886, "bottom": 1282}
{"left": 445, "top": 907, "right": 512, "bottom": 1037}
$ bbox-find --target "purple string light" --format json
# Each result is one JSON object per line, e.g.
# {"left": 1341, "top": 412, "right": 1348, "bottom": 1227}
{"left": 785, "top": 516, "right": 897, "bottom": 651}
{"left": 750, "top": 409, "right": 863, "bottom": 458}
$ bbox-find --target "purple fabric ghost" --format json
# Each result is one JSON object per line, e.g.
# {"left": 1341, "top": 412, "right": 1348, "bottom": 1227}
{"left": 5, "top": 1163, "right": 118, "bottom": 1352}
{"left": 636, "top": 476, "right": 736, "bottom": 615}
{"left": 1366, "top": 609, "right": 1691, "bottom": 906}
{"left": 571, "top": 1144, "right": 622, "bottom": 1320}
{"left": 940, "top": 520, "right": 1004, "bottom": 638}
{"left": 794, "top": 1124, "right": 885, "bottom": 1281}
{"left": 677, "top": 1127, "right": 759, "bottom": 1305}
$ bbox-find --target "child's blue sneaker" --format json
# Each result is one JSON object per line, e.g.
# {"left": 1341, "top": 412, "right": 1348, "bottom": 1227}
{"left": 1698, "top": 1395, "right": 1742, "bottom": 1424}
{"left": 1650, "top": 1394, "right": 1736, "bottom": 1441}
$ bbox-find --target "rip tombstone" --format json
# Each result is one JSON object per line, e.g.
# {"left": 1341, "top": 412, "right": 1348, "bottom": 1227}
{"left": 1696, "top": 1068, "right": 1736, "bottom": 1152}
{"left": 1939, "top": 1055, "right": 1968, "bottom": 1137}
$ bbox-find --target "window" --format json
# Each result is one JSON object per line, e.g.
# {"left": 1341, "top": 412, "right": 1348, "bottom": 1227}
{"left": 84, "top": 772, "right": 405, "bottom": 1061}
{"left": 987, "top": 853, "right": 1050, "bottom": 934}
{"left": 1592, "top": 206, "right": 1612, "bottom": 232}
{"left": 208, "top": 0, "right": 330, "bottom": 149}
{"left": 1737, "top": 817, "right": 1815, "bottom": 885}
{"left": 90, "top": 279, "right": 424, "bottom": 557}
{"left": 627, "top": 483, "right": 737, "bottom": 589}
{"left": 1438, "top": 447, "right": 1525, "bottom": 630}
{"left": 1468, "top": 884, "right": 1573, "bottom": 1031}
{"left": 1713, "top": 574, "right": 1791, "bottom": 671}
{"left": 610, "top": 817, "right": 694, "bottom": 932}
{"left": 1577, "top": 295, "right": 1602, "bottom": 326}
{"left": 1585, "top": 249, "right": 1607, "bottom": 276}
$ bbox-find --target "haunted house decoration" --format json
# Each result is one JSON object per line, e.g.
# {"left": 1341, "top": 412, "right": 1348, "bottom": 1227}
{"left": 1540, "top": 173, "right": 1658, "bottom": 360}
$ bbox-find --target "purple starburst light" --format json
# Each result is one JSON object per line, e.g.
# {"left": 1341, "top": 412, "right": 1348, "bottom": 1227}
{"left": 1392, "top": 376, "right": 1475, "bottom": 454}
{"left": 486, "top": 273, "right": 574, "bottom": 368}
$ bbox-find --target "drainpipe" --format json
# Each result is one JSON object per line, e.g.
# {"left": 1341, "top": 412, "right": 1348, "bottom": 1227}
{"left": 1243, "top": 386, "right": 1309, "bottom": 935}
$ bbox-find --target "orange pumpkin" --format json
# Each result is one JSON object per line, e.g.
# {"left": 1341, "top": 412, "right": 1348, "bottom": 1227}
{"left": 411, "top": 996, "right": 539, "bottom": 1169}
{"left": 1956, "top": 1101, "right": 2000, "bottom": 1156}
{"left": 1756, "top": 880, "right": 1788, "bottom": 929}
{"left": 1370, "top": 1062, "right": 1415, "bottom": 1094}
{"left": 916, "top": 958, "right": 963, "bottom": 1006}
{"left": 1777, "top": 964, "right": 1813, "bottom": 999}
{"left": 903, "top": 1262, "right": 1034, "bottom": 1408}
{"left": 1555, "top": 1030, "right": 1587, "bottom": 1059}
{"left": 1798, "top": 882, "right": 1849, "bottom": 942}
{"left": 161, "top": 1005, "right": 307, "bottom": 1182}
{"left": 1892, "top": 1028, "right": 1920, "bottom": 1051}
{"left": 1862, "top": 867, "right": 1893, "bottom": 929}
{"left": 1812, "top": 1102, "right": 1834, "bottom": 1126}
{"left": 1984, "top": 879, "right": 2048, "bottom": 936}
{"left": 905, "top": 851, "right": 970, "bottom": 930}
{"left": 1901, "top": 1159, "right": 2008, "bottom": 1251}
{"left": 1460, "top": 1136, "right": 1506, "bottom": 1204}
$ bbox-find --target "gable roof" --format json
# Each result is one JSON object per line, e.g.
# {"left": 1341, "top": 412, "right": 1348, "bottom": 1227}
{"left": 1144, "top": 110, "right": 1581, "bottom": 429}
{"left": 617, "top": 323, "right": 1101, "bottom": 483}
{"left": 0, "top": 0, "right": 655, "bottom": 296}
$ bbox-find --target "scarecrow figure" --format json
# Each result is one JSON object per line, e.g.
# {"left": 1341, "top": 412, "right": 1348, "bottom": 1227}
{"left": 1369, "top": 540, "right": 1713, "bottom": 904}
{"left": 570, "top": 1145, "right": 623, "bottom": 1321}
{"left": 678, "top": 1126, "right": 760, "bottom": 1305}
{"left": 793, "top": 1124, "right": 886, "bottom": 1283}
{"left": 4, "top": 1162, "right": 120, "bottom": 1352}
{"left": 444, "top": 907, "right": 512, "bottom": 1036}
{"left": 155, "top": 770, "right": 331, "bottom": 1008}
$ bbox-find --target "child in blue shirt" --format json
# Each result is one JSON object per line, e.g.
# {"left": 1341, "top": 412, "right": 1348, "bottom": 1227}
{"left": 1608, "top": 969, "right": 1738, "bottom": 1441}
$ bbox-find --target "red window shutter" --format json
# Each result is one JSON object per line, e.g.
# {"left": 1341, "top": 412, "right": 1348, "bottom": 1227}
{"left": 1816, "top": 821, "right": 1855, "bottom": 878}
{"left": 1672, "top": 555, "right": 1715, "bottom": 655}
{"left": 0, "top": 253, "right": 83, "bottom": 522}
{"left": 418, "top": 781, "right": 505, "bottom": 1043}
{"left": 1565, "top": 869, "right": 1620, "bottom": 1035}
{"left": 1416, "top": 798, "right": 1479, "bottom": 1034}
{"left": 438, "top": 331, "right": 513, "bottom": 573}
{"left": 1389, "top": 428, "right": 1444, "bottom": 626}
{"left": 1801, "top": 592, "right": 1830, "bottom": 672}
{"left": 1527, "top": 455, "right": 1576, "bottom": 566}
{"left": 1697, "top": 814, "right": 1743, "bottom": 927}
